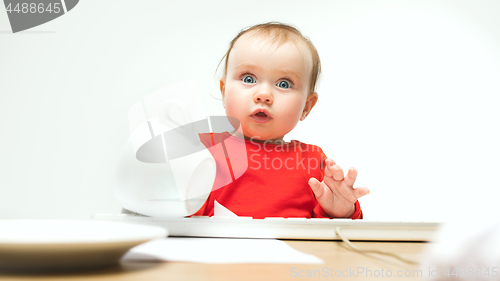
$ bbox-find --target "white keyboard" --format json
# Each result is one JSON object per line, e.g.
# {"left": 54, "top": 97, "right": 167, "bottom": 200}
{"left": 92, "top": 214, "right": 441, "bottom": 241}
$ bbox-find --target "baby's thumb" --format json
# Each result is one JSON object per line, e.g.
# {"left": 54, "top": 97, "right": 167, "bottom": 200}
{"left": 308, "top": 178, "right": 325, "bottom": 199}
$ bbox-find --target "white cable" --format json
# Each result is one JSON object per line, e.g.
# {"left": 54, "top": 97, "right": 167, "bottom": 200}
{"left": 335, "top": 227, "right": 420, "bottom": 265}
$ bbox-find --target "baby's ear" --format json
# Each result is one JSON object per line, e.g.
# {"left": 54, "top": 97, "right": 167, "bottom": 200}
{"left": 301, "top": 92, "right": 318, "bottom": 121}
{"left": 219, "top": 79, "right": 226, "bottom": 107}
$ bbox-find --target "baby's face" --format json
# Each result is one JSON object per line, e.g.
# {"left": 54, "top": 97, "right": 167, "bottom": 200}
{"left": 221, "top": 34, "right": 317, "bottom": 142}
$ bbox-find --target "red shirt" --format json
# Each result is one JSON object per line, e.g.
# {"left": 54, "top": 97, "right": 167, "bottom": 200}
{"left": 191, "top": 132, "right": 362, "bottom": 219}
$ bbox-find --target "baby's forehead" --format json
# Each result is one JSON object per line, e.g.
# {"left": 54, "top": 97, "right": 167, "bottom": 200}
{"left": 232, "top": 32, "right": 313, "bottom": 71}
{"left": 238, "top": 31, "right": 310, "bottom": 55}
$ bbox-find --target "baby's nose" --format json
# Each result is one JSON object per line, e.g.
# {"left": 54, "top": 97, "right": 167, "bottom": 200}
{"left": 254, "top": 95, "right": 272, "bottom": 103}
{"left": 254, "top": 86, "right": 273, "bottom": 104}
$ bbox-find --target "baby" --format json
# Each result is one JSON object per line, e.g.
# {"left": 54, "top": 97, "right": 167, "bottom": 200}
{"left": 192, "top": 22, "right": 370, "bottom": 219}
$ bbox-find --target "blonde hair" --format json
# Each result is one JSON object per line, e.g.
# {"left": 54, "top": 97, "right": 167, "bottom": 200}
{"left": 218, "top": 22, "right": 321, "bottom": 93}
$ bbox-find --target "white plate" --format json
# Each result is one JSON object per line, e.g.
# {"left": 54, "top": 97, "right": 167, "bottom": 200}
{"left": 0, "top": 220, "right": 167, "bottom": 271}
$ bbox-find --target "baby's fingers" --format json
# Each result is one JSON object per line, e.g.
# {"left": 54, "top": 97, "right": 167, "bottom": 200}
{"left": 330, "top": 164, "right": 344, "bottom": 181}
{"left": 344, "top": 167, "right": 358, "bottom": 187}
{"left": 353, "top": 187, "right": 370, "bottom": 199}
{"left": 323, "top": 158, "right": 336, "bottom": 178}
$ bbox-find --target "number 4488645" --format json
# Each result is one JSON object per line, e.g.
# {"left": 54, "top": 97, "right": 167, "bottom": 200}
{"left": 5, "top": 3, "right": 62, "bottom": 14}
{"left": 443, "top": 267, "right": 498, "bottom": 278}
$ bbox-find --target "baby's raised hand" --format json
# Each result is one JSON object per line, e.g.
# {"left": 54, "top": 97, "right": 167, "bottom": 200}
{"left": 308, "top": 158, "right": 370, "bottom": 218}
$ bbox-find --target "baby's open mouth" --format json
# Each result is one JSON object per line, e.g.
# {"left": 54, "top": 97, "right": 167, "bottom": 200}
{"left": 250, "top": 109, "right": 272, "bottom": 123}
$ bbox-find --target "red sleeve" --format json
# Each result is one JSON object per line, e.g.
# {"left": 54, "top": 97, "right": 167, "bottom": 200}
{"left": 312, "top": 200, "right": 363, "bottom": 219}
{"left": 350, "top": 200, "right": 363, "bottom": 219}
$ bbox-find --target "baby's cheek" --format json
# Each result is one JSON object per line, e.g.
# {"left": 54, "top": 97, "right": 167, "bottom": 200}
{"left": 223, "top": 97, "right": 237, "bottom": 116}
{"left": 224, "top": 99, "right": 247, "bottom": 128}
{"left": 284, "top": 106, "right": 303, "bottom": 122}
{"left": 224, "top": 104, "right": 240, "bottom": 120}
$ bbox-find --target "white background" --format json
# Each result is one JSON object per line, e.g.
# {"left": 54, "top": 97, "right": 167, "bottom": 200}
{"left": 1, "top": 0, "right": 499, "bottom": 221}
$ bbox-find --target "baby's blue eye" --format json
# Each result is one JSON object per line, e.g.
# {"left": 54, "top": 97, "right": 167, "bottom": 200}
{"left": 277, "top": 80, "right": 291, "bottom": 89}
{"left": 242, "top": 76, "right": 255, "bottom": 84}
